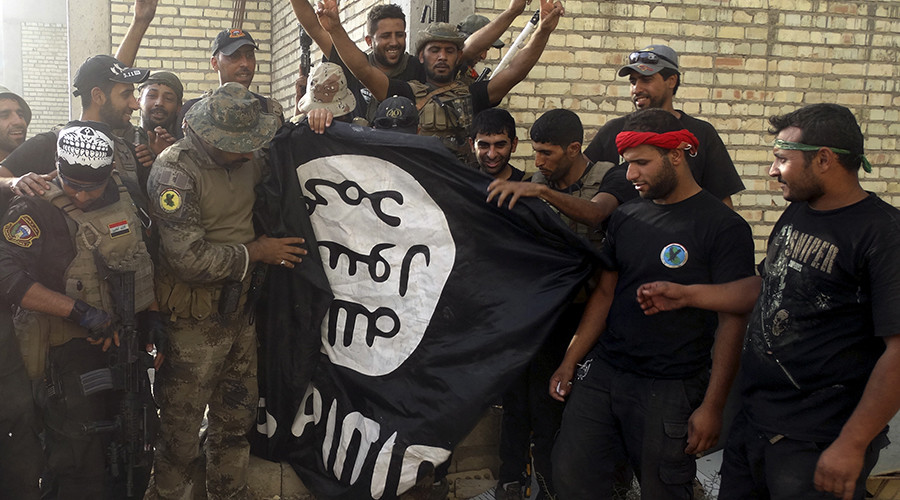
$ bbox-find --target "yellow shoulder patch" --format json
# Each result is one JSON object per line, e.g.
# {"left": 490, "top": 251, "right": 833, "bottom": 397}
{"left": 159, "top": 188, "right": 183, "bottom": 213}
{"left": 3, "top": 214, "right": 41, "bottom": 248}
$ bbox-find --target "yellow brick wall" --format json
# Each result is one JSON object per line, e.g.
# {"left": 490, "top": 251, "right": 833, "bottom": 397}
{"left": 110, "top": 0, "right": 276, "bottom": 104}
{"left": 107, "top": 0, "right": 900, "bottom": 255}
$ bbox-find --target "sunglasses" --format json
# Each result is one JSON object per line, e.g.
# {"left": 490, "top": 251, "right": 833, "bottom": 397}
{"left": 374, "top": 116, "right": 418, "bottom": 129}
{"left": 628, "top": 51, "right": 678, "bottom": 68}
{"left": 59, "top": 173, "right": 109, "bottom": 192}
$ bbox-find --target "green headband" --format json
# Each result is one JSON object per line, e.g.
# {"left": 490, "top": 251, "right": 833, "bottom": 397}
{"left": 773, "top": 139, "right": 872, "bottom": 174}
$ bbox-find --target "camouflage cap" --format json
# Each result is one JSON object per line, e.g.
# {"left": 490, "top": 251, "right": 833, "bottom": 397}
{"left": 297, "top": 62, "right": 356, "bottom": 118}
{"left": 0, "top": 85, "right": 31, "bottom": 125}
{"left": 185, "top": 82, "right": 279, "bottom": 153}
{"left": 415, "top": 22, "right": 466, "bottom": 55}
{"left": 139, "top": 71, "right": 184, "bottom": 103}
{"left": 457, "top": 14, "right": 504, "bottom": 48}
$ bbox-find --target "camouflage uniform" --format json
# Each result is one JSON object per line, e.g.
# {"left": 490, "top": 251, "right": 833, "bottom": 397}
{"left": 145, "top": 83, "right": 276, "bottom": 499}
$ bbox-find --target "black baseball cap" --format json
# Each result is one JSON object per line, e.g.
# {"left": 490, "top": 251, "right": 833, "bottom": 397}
{"left": 72, "top": 55, "right": 149, "bottom": 97}
{"left": 373, "top": 96, "right": 418, "bottom": 134}
{"left": 211, "top": 28, "right": 259, "bottom": 56}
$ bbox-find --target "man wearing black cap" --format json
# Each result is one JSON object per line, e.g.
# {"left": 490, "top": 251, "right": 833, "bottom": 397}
{"left": 0, "top": 55, "right": 151, "bottom": 211}
{"left": 584, "top": 44, "right": 745, "bottom": 207}
{"left": 318, "top": 0, "right": 563, "bottom": 160}
{"left": 0, "top": 123, "right": 164, "bottom": 499}
{"left": 128, "top": 72, "right": 184, "bottom": 165}
{"left": 146, "top": 82, "right": 306, "bottom": 499}
{"left": 176, "top": 28, "right": 284, "bottom": 133}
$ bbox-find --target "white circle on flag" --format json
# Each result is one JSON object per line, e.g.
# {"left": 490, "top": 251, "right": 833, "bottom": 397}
{"left": 297, "top": 154, "right": 456, "bottom": 376}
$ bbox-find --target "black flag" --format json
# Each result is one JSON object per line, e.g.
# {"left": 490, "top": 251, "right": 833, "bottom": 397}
{"left": 253, "top": 121, "right": 597, "bottom": 499}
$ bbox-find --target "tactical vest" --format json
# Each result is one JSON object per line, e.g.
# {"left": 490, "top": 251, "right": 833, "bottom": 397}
{"left": 153, "top": 138, "right": 259, "bottom": 322}
{"left": 409, "top": 81, "right": 474, "bottom": 160}
{"left": 15, "top": 173, "right": 155, "bottom": 379}
{"left": 532, "top": 161, "right": 614, "bottom": 247}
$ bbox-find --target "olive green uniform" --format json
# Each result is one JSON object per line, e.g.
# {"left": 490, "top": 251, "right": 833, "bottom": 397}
{"left": 145, "top": 128, "right": 263, "bottom": 500}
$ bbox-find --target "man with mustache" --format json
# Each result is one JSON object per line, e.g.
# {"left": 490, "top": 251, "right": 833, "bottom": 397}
{"left": 550, "top": 108, "right": 754, "bottom": 500}
{"left": 0, "top": 86, "right": 30, "bottom": 163}
{"left": 176, "top": 28, "right": 284, "bottom": 135}
{"left": 584, "top": 44, "right": 744, "bottom": 208}
{"left": 317, "top": 0, "right": 563, "bottom": 161}
{"left": 289, "top": 0, "right": 530, "bottom": 122}
{"left": 0, "top": 56, "right": 151, "bottom": 213}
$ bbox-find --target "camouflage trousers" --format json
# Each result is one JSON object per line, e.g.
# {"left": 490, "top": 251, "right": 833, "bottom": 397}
{"left": 146, "top": 313, "right": 258, "bottom": 500}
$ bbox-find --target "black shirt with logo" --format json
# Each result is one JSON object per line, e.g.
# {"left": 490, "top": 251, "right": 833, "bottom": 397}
{"left": 594, "top": 190, "right": 755, "bottom": 379}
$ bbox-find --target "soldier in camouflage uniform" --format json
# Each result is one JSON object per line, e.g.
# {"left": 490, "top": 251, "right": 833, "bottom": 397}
{"left": 0, "top": 123, "right": 165, "bottom": 499}
{"left": 146, "top": 82, "right": 307, "bottom": 499}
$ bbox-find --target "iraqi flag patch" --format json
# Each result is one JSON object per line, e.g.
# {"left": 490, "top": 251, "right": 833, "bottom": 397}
{"left": 3, "top": 214, "right": 41, "bottom": 248}
{"left": 108, "top": 220, "right": 131, "bottom": 238}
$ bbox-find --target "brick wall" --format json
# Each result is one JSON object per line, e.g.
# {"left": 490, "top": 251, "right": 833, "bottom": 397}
{"left": 102, "top": 0, "right": 900, "bottom": 254}
{"left": 110, "top": 0, "right": 276, "bottom": 105}
{"left": 20, "top": 22, "right": 69, "bottom": 135}
{"left": 270, "top": 0, "right": 377, "bottom": 115}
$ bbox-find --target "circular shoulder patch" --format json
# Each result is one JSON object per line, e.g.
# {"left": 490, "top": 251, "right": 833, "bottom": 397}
{"left": 159, "top": 188, "right": 182, "bottom": 213}
{"left": 660, "top": 243, "right": 688, "bottom": 268}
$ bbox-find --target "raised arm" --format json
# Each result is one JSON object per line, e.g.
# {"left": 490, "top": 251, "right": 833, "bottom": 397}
{"left": 486, "top": 0, "right": 563, "bottom": 104}
{"left": 316, "top": 0, "right": 391, "bottom": 101}
{"left": 460, "top": 0, "right": 530, "bottom": 64}
{"left": 115, "top": 0, "right": 158, "bottom": 66}
{"left": 288, "top": 0, "right": 334, "bottom": 57}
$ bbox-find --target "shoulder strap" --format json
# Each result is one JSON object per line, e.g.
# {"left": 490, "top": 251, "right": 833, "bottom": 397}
{"left": 415, "top": 81, "right": 467, "bottom": 111}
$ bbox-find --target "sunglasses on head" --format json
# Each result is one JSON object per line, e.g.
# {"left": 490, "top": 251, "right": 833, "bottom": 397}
{"left": 374, "top": 116, "right": 417, "bottom": 129}
{"left": 628, "top": 51, "right": 678, "bottom": 68}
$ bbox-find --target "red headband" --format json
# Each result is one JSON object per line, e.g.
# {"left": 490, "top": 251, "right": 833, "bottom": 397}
{"left": 615, "top": 129, "right": 699, "bottom": 155}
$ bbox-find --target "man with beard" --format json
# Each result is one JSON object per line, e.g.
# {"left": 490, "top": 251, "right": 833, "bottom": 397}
{"left": 637, "top": 104, "right": 900, "bottom": 500}
{"left": 485, "top": 109, "right": 633, "bottom": 499}
{"left": 0, "top": 56, "right": 151, "bottom": 214}
{"left": 290, "top": 0, "right": 531, "bottom": 122}
{"left": 468, "top": 108, "right": 526, "bottom": 181}
{"left": 547, "top": 108, "right": 754, "bottom": 500}
{"left": 0, "top": 86, "right": 30, "bottom": 163}
{"left": 115, "top": 72, "right": 183, "bottom": 174}
{"left": 583, "top": 44, "right": 744, "bottom": 207}
{"left": 317, "top": 0, "right": 563, "bottom": 160}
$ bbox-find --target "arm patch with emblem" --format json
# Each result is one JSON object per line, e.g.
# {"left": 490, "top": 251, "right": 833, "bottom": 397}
{"left": 3, "top": 214, "right": 41, "bottom": 248}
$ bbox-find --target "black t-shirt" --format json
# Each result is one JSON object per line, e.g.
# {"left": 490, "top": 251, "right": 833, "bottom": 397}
{"left": 1, "top": 130, "right": 57, "bottom": 177}
{"left": 507, "top": 165, "right": 527, "bottom": 182}
{"left": 583, "top": 112, "right": 745, "bottom": 201}
{"left": 597, "top": 163, "right": 638, "bottom": 206}
{"left": 741, "top": 194, "right": 900, "bottom": 441}
{"left": 594, "top": 190, "right": 755, "bottom": 379}
{"left": 326, "top": 48, "right": 427, "bottom": 121}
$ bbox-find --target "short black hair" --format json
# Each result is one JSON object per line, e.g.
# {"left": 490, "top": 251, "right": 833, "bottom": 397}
{"left": 469, "top": 108, "right": 516, "bottom": 141}
{"left": 768, "top": 103, "right": 865, "bottom": 172}
{"left": 79, "top": 81, "right": 116, "bottom": 109}
{"left": 529, "top": 109, "right": 582, "bottom": 148}
{"left": 658, "top": 68, "right": 680, "bottom": 96}
{"left": 622, "top": 108, "right": 683, "bottom": 156}
{"left": 367, "top": 4, "right": 406, "bottom": 36}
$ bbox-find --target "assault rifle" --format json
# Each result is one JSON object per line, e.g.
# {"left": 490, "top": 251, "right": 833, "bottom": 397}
{"left": 81, "top": 254, "right": 158, "bottom": 498}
